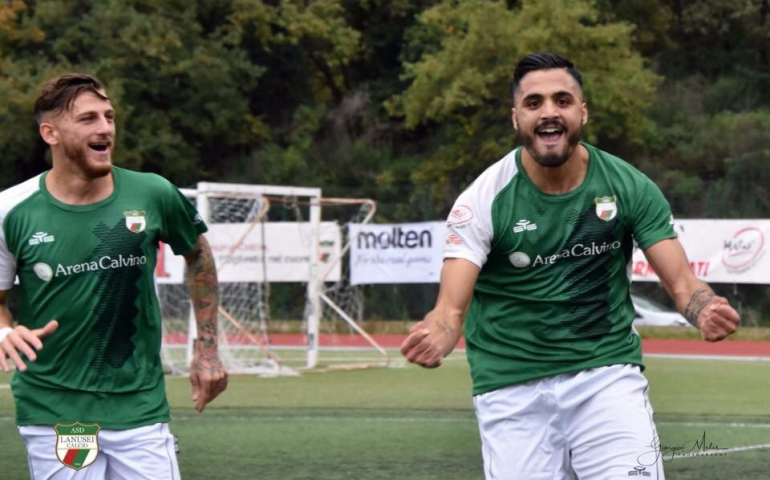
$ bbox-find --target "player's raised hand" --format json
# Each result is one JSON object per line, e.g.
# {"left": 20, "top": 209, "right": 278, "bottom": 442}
{"left": 0, "top": 320, "right": 58, "bottom": 372}
{"left": 189, "top": 347, "right": 228, "bottom": 413}
{"left": 401, "top": 313, "right": 462, "bottom": 368}
{"left": 697, "top": 296, "right": 740, "bottom": 342}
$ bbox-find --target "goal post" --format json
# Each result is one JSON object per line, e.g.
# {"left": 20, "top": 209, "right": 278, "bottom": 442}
{"left": 158, "top": 182, "right": 388, "bottom": 376}
{"left": 196, "top": 182, "right": 323, "bottom": 372}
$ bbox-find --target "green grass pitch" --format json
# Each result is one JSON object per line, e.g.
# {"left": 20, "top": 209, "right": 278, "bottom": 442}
{"left": 0, "top": 353, "right": 768, "bottom": 479}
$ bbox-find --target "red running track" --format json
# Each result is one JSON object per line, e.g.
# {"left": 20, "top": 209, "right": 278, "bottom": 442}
{"left": 165, "top": 333, "right": 770, "bottom": 357}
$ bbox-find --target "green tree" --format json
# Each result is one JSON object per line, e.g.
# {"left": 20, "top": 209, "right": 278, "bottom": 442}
{"left": 391, "top": 0, "right": 660, "bottom": 205}
{"left": 595, "top": 0, "right": 676, "bottom": 58}
{"left": 0, "top": 0, "right": 267, "bottom": 187}
{"left": 0, "top": 1, "right": 56, "bottom": 183}
{"left": 225, "top": 0, "right": 437, "bottom": 214}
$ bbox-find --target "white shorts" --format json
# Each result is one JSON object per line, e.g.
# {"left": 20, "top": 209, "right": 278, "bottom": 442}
{"left": 473, "top": 364, "right": 664, "bottom": 480}
{"left": 19, "top": 422, "right": 181, "bottom": 480}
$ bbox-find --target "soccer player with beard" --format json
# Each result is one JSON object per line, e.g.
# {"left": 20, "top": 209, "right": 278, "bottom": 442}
{"left": 401, "top": 53, "right": 740, "bottom": 479}
{"left": 0, "top": 74, "right": 227, "bottom": 479}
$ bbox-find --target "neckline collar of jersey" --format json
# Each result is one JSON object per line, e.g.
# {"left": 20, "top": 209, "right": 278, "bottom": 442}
{"left": 39, "top": 167, "right": 121, "bottom": 212}
{"left": 515, "top": 142, "right": 595, "bottom": 200}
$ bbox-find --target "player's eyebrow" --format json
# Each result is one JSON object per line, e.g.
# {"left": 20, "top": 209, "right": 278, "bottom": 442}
{"left": 74, "top": 107, "right": 115, "bottom": 119}
{"left": 522, "top": 90, "right": 576, "bottom": 101}
{"left": 518, "top": 90, "right": 583, "bottom": 107}
{"left": 521, "top": 93, "right": 543, "bottom": 103}
{"left": 553, "top": 90, "right": 575, "bottom": 98}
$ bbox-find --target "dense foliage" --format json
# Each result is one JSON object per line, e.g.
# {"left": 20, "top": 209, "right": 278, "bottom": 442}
{"left": 1, "top": 0, "right": 768, "bottom": 322}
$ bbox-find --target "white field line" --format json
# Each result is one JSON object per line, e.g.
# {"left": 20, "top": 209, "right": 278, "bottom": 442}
{"left": 171, "top": 414, "right": 476, "bottom": 423}
{"left": 167, "top": 344, "right": 469, "bottom": 354}
{"left": 2, "top": 411, "right": 769, "bottom": 454}
{"left": 2, "top": 413, "right": 766, "bottom": 436}
{"left": 672, "top": 443, "right": 770, "bottom": 459}
{"left": 270, "top": 346, "right": 469, "bottom": 353}
{"left": 0, "top": 413, "right": 477, "bottom": 424}
{"left": 658, "top": 421, "right": 770, "bottom": 429}
{"left": 174, "top": 344, "right": 770, "bottom": 362}
{"left": 644, "top": 353, "right": 770, "bottom": 362}
{"left": 165, "top": 415, "right": 770, "bottom": 427}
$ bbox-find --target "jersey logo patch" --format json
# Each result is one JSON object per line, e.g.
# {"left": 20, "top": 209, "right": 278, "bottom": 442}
{"left": 509, "top": 251, "right": 531, "bottom": 268}
{"left": 447, "top": 205, "right": 473, "bottom": 227}
{"left": 33, "top": 262, "right": 53, "bottom": 282}
{"left": 124, "top": 210, "right": 147, "bottom": 233}
{"left": 445, "top": 234, "right": 462, "bottom": 245}
{"left": 55, "top": 422, "right": 100, "bottom": 471}
{"left": 627, "top": 465, "right": 651, "bottom": 477}
{"left": 513, "top": 219, "right": 537, "bottom": 233}
{"left": 595, "top": 196, "right": 617, "bottom": 222}
{"left": 28, "top": 231, "right": 55, "bottom": 246}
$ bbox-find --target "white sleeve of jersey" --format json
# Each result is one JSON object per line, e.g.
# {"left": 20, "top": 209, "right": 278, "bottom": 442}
{"left": 0, "top": 176, "right": 42, "bottom": 290}
{"left": 0, "top": 232, "right": 14, "bottom": 290}
{"left": 443, "top": 150, "right": 519, "bottom": 268}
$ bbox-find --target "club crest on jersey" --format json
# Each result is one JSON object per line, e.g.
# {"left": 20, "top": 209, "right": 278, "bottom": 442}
{"left": 594, "top": 196, "right": 617, "bottom": 222}
{"left": 124, "top": 210, "right": 147, "bottom": 233}
{"left": 33, "top": 262, "right": 53, "bottom": 282}
{"left": 55, "top": 422, "right": 100, "bottom": 470}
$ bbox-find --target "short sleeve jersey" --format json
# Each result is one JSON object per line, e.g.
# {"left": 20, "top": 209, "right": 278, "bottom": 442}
{"left": 0, "top": 167, "right": 207, "bottom": 429}
{"left": 445, "top": 143, "right": 676, "bottom": 395}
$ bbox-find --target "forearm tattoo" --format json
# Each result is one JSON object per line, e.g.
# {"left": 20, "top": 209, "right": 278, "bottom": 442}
{"left": 187, "top": 238, "right": 219, "bottom": 352}
{"left": 683, "top": 287, "right": 714, "bottom": 327}
{"left": 436, "top": 319, "right": 457, "bottom": 336}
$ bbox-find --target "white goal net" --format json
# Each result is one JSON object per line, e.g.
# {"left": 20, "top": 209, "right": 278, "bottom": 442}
{"left": 158, "top": 182, "right": 389, "bottom": 376}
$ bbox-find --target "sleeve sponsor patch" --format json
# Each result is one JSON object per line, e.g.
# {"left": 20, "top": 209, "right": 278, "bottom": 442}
{"left": 445, "top": 234, "right": 462, "bottom": 245}
{"left": 447, "top": 205, "right": 474, "bottom": 227}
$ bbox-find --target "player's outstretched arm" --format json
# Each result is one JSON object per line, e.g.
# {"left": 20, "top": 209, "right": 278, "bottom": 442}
{"left": 183, "top": 235, "right": 228, "bottom": 412}
{"left": 401, "top": 258, "right": 480, "bottom": 368}
{"left": 0, "top": 290, "right": 58, "bottom": 372}
{"left": 644, "top": 238, "right": 740, "bottom": 342}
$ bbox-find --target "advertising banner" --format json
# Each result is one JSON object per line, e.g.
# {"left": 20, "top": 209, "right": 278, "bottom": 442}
{"left": 631, "top": 219, "right": 770, "bottom": 284}
{"left": 156, "top": 222, "right": 341, "bottom": 283}
{"left": 156, "top": 219, "right": 770, "bottom": 285}
{"left": 349, "top": 222, "right": 445, "bottom": 285}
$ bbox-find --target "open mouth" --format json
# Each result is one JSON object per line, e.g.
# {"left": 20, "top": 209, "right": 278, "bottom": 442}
{"left": 536, "top": 124, "right": 564, "bottom": 143}
{"left": 88, "top": 142, "right": 111, "bottom": 153}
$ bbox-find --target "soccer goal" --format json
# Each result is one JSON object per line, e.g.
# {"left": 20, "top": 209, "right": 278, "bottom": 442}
{"left": 157, "top": 182, "right": 390, "bottom": 376}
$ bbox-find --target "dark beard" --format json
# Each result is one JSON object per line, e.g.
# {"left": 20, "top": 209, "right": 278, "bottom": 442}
{"left": 62, "top": 139, "right": 113, "bottom": 179}
{"left": 520, "top": 124, "right": 583, "bottom": 168}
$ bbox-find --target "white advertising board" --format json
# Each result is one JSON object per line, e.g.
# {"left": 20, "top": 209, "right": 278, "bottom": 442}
{"left": 349, "top": 222, "right": 445, "bottom": 285}
{"left": 156, "top": 222, "right": 341, "bottom": 283}
{"left": 632, "top": 219, "right": 769, "bottom": 284}
{"left": 156, "top": 219, "right": 770, "bottom": 285}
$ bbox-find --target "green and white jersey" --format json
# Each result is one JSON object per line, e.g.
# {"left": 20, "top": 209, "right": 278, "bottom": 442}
{"left": 445, "top": 143, "right": 676, "bottom": 395}
{"left": 0, "top": 167, "right": 206, "bottom": 429}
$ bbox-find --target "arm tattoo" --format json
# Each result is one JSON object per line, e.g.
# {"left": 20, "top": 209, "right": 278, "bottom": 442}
{"left": 436, "top": 319, "right": 457, "bottom": 336}
{"left": 684, "top": 287, "right": 714, "bottom": 327}
{"left": 186, "top": 237, "right": 219, "bottom": 351}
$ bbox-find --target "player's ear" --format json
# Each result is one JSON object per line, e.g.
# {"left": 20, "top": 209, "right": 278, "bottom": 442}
{"left": 39, "top": 122, "right": 58, "bottom": 146}
{"left": 581, "top": 102, "right": 588, "bottom": 125}
{"left": 511, "top": 108, "right": 518, "bottom": 130}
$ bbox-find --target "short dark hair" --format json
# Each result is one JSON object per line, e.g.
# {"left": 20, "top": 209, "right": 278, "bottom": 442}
{"left": 34, "top": 73, "right": 109, "bottom": 124}
{"left": 512, "top": 52, "right": 583, "bottom": 100}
